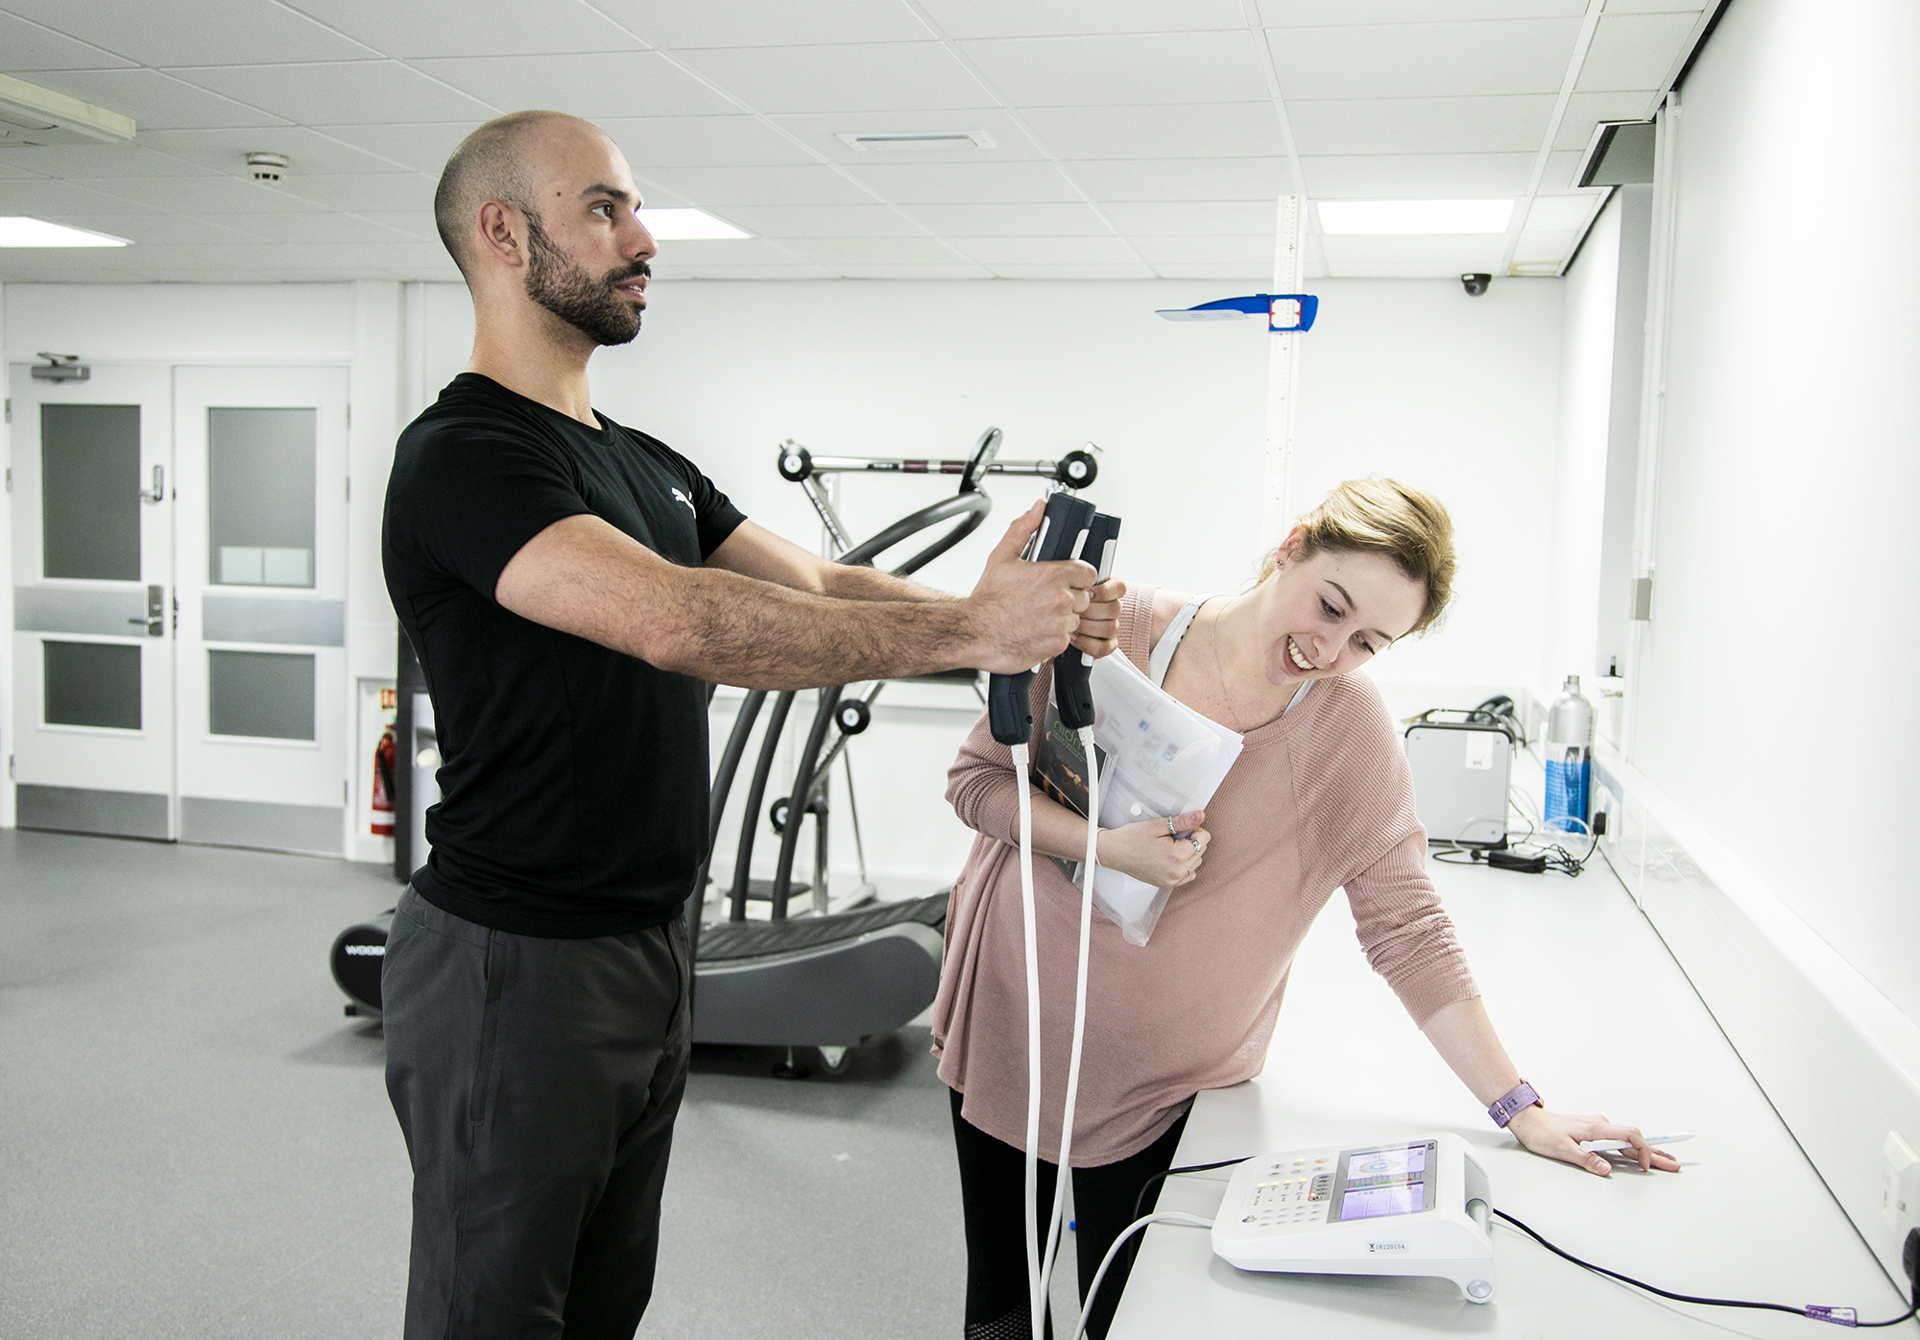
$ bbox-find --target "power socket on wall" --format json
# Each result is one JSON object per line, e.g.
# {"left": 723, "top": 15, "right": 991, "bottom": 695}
{"left": 1883, "top": 1132, "right": 1920, "bottom": 1241}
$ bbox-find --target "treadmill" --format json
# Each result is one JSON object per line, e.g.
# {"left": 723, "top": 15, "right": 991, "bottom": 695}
{"left": 688, "top": 428, "right": 1099, "bottom": 1076}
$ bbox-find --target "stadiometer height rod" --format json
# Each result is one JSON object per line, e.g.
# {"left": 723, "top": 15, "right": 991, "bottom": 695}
{"left": 1265, "top": 195, "right": 1306, "bottom": 547}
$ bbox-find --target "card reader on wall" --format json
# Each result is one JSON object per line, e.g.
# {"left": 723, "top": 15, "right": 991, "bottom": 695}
{"left": 1211, "top": 1133, "right": 1496, "bottom": 1303}
{"left": 1404, "top": 712, "right": 1515, "bottom": 847}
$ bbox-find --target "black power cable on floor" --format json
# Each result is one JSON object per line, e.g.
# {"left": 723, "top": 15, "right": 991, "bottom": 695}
{"left": 1496, "top": 1209, "right": 1920, "bottom": 1329}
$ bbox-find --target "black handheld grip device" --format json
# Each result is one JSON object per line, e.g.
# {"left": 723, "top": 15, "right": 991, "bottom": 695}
{"left": 987, "top": 492, "right": 1098, "bottom": 747}
{"left": 1050, "top": 511, "right": 1120, "bottom": 732}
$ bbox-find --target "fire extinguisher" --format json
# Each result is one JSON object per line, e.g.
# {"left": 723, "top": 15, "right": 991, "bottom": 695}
{"left": 371, "top": 722, "right": 397, "bottom": 837}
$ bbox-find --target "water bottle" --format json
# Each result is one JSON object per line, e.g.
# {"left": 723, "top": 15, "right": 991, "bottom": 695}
{"left": 1543, "top": 675, "right": 1593, "bottom": 835}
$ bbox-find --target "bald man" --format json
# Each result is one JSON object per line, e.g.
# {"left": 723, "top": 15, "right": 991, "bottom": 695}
{"left": 379, "top": 111, "right": 1118, "bottom": 1338}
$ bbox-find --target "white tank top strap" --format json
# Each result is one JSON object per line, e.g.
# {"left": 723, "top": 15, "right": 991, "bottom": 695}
{"left": 1148, "top": 595, "right": 1211, "bottom": 688}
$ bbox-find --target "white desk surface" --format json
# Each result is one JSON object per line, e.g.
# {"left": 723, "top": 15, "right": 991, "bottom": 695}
{"left": 1109, "top": 853, "right": 1909, "bottom": 1338}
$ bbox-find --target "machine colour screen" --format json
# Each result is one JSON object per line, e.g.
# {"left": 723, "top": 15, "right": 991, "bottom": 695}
{"left": 1337, "top": 1144, "right": 1432, "bottom": 1222}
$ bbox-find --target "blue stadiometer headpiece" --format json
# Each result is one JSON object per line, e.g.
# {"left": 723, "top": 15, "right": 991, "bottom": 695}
{"left": 1156, "top": 293, "right": 1319, "bottom": 332}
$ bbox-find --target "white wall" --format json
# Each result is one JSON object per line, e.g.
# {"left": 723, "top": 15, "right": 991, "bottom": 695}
{"left": 1542, "top": 194, "right": 1621, "bottom": 690}
{"left": 1589, "top": 0, "right": 1920, "bottom": 1289}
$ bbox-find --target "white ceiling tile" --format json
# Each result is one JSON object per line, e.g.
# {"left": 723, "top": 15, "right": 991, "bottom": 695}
{"left": 1512, "top": 229, "right": 1577, "bottom": 263}
{"left": 0, "top": 160, "right": 44, "bottom": 179}
{"left": 1268, "top": 19, "right": 1580, "bottom": 100}
{"left": 643, "top": 237, "right": 803, "bottom": 264}
{"left": 1300, "top": 151, "right": 1533, "bottom": 196}
{"left": 1287, "top": 95, "right": 1553, "bottom": 155}
{"left": 599, "top": 116, "right": 818, "bottom": 170}
{"left": 25, "top": 212, "right": 258, "bottom": 244}
{"left": 670, "top": 44, "right": 987, "bottom": 115}
{"left": 1259, "top": 0, "right": 1586, "bottom": 23}
{"left": 16, "top": 68, "right": 292, "bottom": 130}
{"left": 0, "top": 176, "right": 154, "bottom": 214}
{"left": 840, "top": 160, "right": 1080, "bottom": 204}
{"left": 953, "top": 236, "right": 1138, "bottom": 264}
{"left": 65, "top": 174, "right": 329, "bottom": 214}
{"left": 767, "top": 109, "right": 1043, "bottom": 163}
{"left": 1018, "top": 103, "right": 1285, "bottom": 161}
{"left": 1148, "top": 262, "right": 1270, "bottom": 279}
{"left": 1130, "top": 235, "right": 1273, "bottom": 264}
{"left": 1545, "top": 148, "right": 1586, "bottom": 192}
{"left": 2, "top": 0, "right": 377, "bottom": 66}
{"left": 1318, "top": 234, "right": 1509, "bottom": 267}
{"left": 171, "top": 61, "right": 498, "bottom": 127}
{"left": 920, "top": 0, "right": 1248, "bottom": 39}
{"left": 826, "top": 263, "right": 994, "bottom": 278}
{"left": 212, "top": 211, "right": 422, "bottom": 242}
{"left": 282, "top": 240, "right": 455, "bottom": 267}
{"left": 1324, "top": 260, "right": 1484, "bottom": 277}
{"left": 113, "top": 241, "right": 341, "bottom": 269}
{"left": 1067, "top": 156, "right": 1296, "bottom": 201}
{"left": 349, "top": 210, "right": 440, "bottom": 238}
{"left": 315, "top": 123, "right": 470, "bottom": 173}
{"left": 713, "top": 204, "right": 925, "bottom": 237}
{"left": 1523, "top": 193, "right": 1602, "bottom": 230}
{"left": 0, "top": 144, "right": 220, "bottom": 178}
{"left": 275, "top": 172, "right": 438, "bottom": 212}
{"left": 1100, "top": 200, "right": 1278, "bottom": 234}
{"left": 959, "top": 31, "right": 1271, "bottom": 107}
{"left": 636, "top": 164, "right": 875, "bottom": 206}
{"left": 408, "top": 53, "right": 737, "bottom": 119}
{"left": 137, "top": 126, "right": 415, "bottom": 175}
{"left": 1577, "top": 11, "right": 1703, "bottom": 92}
{"left": 985, "top": 263, "right": 1157, "bottom": 278}
{"left": 897, "top": 202, "right": 1107, "bottom": 235}
{"left": 776, "top": 236, "right": 964, "bottom": 265}
{"left": 591, "top": 0, "right": 933, "bottom": 49}
{"left": 657, "top": 264, "right": 838, "bottom": 279}
{"left": 285, "top": 0, "right": 645, "bottom": 59}
{"left": 1554, "top": 90, "right": 1660, "bottom": 149}
{"left": 0, "top": 14, "right": 135, "bottom": 71}
{"left": 1602, "top": 0, "right": 1708, "bottom": 14}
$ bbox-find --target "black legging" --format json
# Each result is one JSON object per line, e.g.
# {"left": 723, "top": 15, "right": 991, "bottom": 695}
{"left": 949, "top": 1087, "right": 1189, "bottom": 1340}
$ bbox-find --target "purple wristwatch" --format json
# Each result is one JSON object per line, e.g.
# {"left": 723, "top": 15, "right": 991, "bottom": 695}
{"left": 1488, "top": 1080, "right": 1542, "bottom": 1128}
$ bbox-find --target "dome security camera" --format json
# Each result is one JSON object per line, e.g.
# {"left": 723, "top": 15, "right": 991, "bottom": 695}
{"left": 1461, "top": 273, "right": 1491, "bottom": 297}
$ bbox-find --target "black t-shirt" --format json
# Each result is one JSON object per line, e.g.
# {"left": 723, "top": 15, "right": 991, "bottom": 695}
{"left": 382, "top": 373, "right": 746, "bottom": 937}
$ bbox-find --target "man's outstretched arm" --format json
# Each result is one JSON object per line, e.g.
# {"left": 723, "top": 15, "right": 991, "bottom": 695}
{"left": 706, "top": 518, "right": 1125, "bottom": 659}
{"left": 493, "top": 502, "right": 1094, "bottom": 691}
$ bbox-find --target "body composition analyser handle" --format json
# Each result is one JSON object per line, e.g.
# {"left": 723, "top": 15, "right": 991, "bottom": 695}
{"left": 1050, "top": 511, "right": 1120, "bottom": 732}
{"left": 986, "top": 491, "right": 1098, "bottom": 746}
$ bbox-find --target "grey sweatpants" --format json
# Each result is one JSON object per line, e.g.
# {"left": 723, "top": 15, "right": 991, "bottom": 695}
{"left": 382, "top": 887, "right": 691, "bottom": 1340}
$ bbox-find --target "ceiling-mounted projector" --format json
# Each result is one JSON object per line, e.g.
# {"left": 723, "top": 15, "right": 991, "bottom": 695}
{"left": 0, "top": 72, "right": 136, "bottom": 148}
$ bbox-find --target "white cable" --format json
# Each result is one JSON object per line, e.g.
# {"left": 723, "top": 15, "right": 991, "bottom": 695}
{"left": 1011, "top": 740, "right": 1045, "bottom": 1337}
{"left": 1069, "top": 1212, "right": 1215, "bottom": 1340}
{"left": 1039, "top": 726, "right": 1102, "bottom": 1313}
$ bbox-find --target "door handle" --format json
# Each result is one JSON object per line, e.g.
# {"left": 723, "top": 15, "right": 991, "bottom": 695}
{"left": 138, "top": 464, "right": 165, "bottom": 504}
{"left": 128, "top": 584, "right": 165, "bottom": 637}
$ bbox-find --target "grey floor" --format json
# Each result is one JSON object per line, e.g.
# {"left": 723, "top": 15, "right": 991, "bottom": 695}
{"left": 0, "top": 829, "right": 985, "bottom": 1339}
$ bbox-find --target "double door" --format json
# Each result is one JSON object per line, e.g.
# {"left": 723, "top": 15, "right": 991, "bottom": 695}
{"left": 9, "top": 364, "right": 350, "bottom": 854}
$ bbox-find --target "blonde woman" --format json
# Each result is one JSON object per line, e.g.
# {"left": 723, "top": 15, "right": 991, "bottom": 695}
{"left": 932, "top": 479, "right": 1677, "bottom": 1340}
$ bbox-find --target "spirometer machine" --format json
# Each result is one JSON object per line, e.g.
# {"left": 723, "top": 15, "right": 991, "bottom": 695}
{"left": 1210, "top": 1132, "right": 1497, "bottom": 1303}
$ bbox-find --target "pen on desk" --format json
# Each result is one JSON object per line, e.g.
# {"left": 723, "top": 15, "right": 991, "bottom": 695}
{"left": 1579, "top": 1132, "right": 1694, "bottom": 1154}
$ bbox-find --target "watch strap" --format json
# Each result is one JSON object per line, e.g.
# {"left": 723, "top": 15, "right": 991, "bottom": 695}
{"left": 1488, "top": 1080, "right": 1542, "bottom": 1128}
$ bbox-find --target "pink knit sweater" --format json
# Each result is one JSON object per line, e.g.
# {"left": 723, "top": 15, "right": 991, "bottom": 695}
{"left": 930, "top": 586, "right": 1479, "bottom": 1166}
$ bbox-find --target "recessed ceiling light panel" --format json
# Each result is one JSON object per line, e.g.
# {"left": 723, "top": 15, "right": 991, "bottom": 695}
{"left": 638, "top": 208, "right": 750, "bottom": 241}
{"left": 836, "top": 131, "right": 994, "bottom": 152}
{"left": 1316, "top": 199, "right": 1515, "bottom": 235}
{"left": 0, "top": 217, "right": 131, "bottom": 247}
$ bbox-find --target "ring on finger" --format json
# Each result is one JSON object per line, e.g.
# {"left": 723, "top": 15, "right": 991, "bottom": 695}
{"left": 1166, "top": 816, "right": 1176, "bottom": 836}
{"left": 1189, "top": 836, "right": 1203, "bottom": 852}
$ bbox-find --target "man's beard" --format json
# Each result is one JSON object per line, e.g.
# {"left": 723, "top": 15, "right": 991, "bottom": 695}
{"left": 524, "top": 211, "right": 647, "bottom": 347}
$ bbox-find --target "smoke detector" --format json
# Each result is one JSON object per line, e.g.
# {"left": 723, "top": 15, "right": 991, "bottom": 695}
{"left": 246, "top": 152, "right": 290, "bottom": 183}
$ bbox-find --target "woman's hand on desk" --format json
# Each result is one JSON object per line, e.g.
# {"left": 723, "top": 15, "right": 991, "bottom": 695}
{"left": 1508, "top": 1106, "right": 1682, "bottom": 1176}
{"left": 1094, "top": 811, "right": 1209, "bottom": 889}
